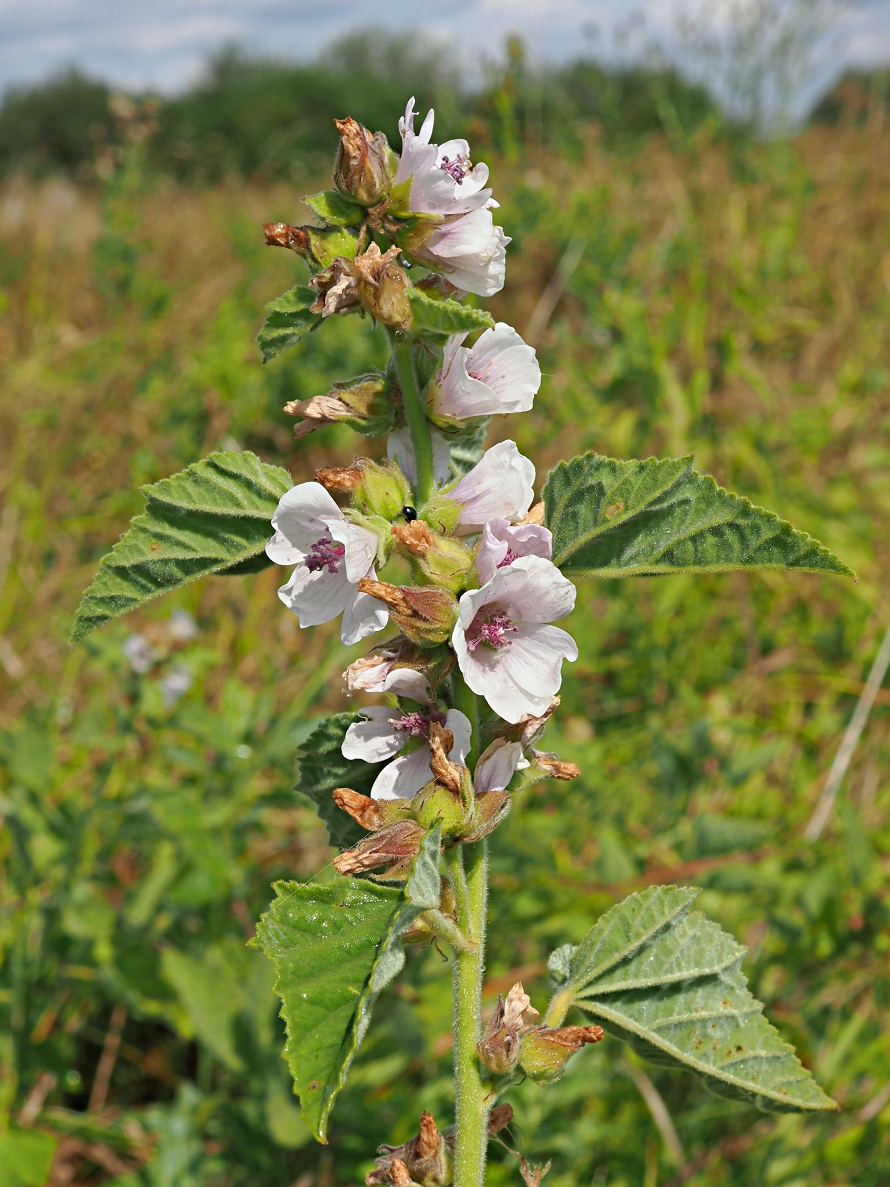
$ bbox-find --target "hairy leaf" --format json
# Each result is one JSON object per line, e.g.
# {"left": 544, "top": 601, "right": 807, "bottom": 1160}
{"left": 72, "top": 451, "right": 291, "bottom": 642}
{"left": 557, "top": 886, "right": 837, "bottom": 1113}
{"left": 544, "top": 454, "right": 853, "bottom": 578}
{"left": 253, "top": 826, "right": 441, "bottom": 1142}
{"left": 296, "top": 713, "right": 388, "bottom": 850}
{"left": 448, "top": 421, "right": 490, "bottom": 478}
{"left": 257, "top": 285, "right": 322, "bottom": 362}
{"left": 407, "top": 288, "right": 495, "bottom": 336}
{"left": 303, "top": 190, "right": 365, "bottom": 226}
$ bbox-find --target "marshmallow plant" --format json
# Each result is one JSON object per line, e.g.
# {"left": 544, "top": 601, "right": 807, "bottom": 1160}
{"left": 73, "top": 99, "right": 852, "bottom": 1185}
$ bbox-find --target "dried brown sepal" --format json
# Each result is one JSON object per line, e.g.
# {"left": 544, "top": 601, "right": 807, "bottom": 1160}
{"left": 428, "top": 722, "right": 461, "bottom": 794}
{"left": 518, "top": 1156, "right": 552, "bottom": 1187}
{"left": 358, "top": 579, "right": 458, "bottom": 645}
{"left": 284, "top": 395, "right": 351, "bottom": 437}
{"left": 494, "top": 697, "right": 560, "bottom": 747}
{"left": 487, "top": 1103, "right": 514, "bottom": 1136}
{"left": 533, "top": 752, "right": 581, "bottom": 781}
{"left": 517, "top": 501, "right": 545, "bottom": 526}
{"left": 314, "top": 466, "right": 362, "bottom": 492}
{"left": 332, "top": 787, "right": 383, "bottom": 832}
{"left": 391, "top": 520, "right": 436, "bottom": 556}
{"left": 333, "top": 819, "right": 424, "bottom": 877}
{"left": 263, "top": 222, "right": 310, "bottom": 253}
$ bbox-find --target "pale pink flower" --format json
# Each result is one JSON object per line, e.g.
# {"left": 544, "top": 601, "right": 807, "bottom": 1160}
{"left": 342, "top": 707, "right": 472, "bottom": 801}
{"left": 413, "top": 206, "right": 509, "bottom": 297}
{"left": 396, "top": 97, "right": 493, "bottom": 216}
{"left": 452, "top": 556, "right": 578, "bottom": 723}
{"left": 434, "top": 323, "right": 541, "bottom": 421}
{"left": 266, "top": 482, "right": 387, "bottom": 646}
{"left": 476, "top": 519, "right": 553, "bottom": 584}
{"left": 449, "top": 441, "right": 535, "bottom": 533}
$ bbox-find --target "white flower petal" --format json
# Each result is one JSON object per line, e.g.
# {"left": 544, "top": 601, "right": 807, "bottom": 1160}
{"left": 270, "top": 482, "right": 342, "bottom": 552}
{"left": 340, "top": 582, "right": 389, "bottom": 646}
{"left": 342, "top": 708, "right": 405, "bottom": 762}
{"left": 265, "top": 529, "right": 304, "bottom": 567}
{"left": 474, "top": 740, "right": 524, "bottom": 793}
{"left": 278, "top": 565, "right": 352, "bottom": 628}
{"left": 463, "top": 323, "right": 540, "bottom": 414}
{"left": 450, "top": 440, "right": 535, "bottom": 531}
{"left": 443, "top": 709, "right": 473, "bottom": 764}
{"left": 419, "top": 208, "right": 509, "bottom": 296}
{"left": 381, "top": 669, "right": 433, "bottom": 703}
{"left": 327, "top": 519, "right": 379, "bottom": 583}
{"left": 371, "top": 745, "right": 435, "bottom": 801}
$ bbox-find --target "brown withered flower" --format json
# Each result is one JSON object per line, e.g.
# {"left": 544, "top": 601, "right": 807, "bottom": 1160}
{"left": 314, "top": 466, "right": 362, "bottom": 492}
{"left": 353, "top": 243, "right": 412, "bottom": 330}
{"left": 310, "top": 257, "right": 361, "bottom": 317}
{"left": 333, "top": 819, "right": 424, "bottom": 878}
{"left": 332, "top": 787, "right": 383, "bottom": 832}
{"left": 357, "top": 579, "right": 458, "bottom": 646}
{"left": 477, "top": 983, "right": 540, "bottom": 1076}
{"left": 334, "top": 117, "right": 395, "bottom": 207}
{"left": 367, "top": 1111, "right": 452, "bottom": 1187}
{"left": 263, "top": 222, "right": 310, "bottom": 253}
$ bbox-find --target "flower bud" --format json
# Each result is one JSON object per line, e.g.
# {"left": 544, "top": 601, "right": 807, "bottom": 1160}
{"left": 352, "top": 459, "right": 413, "bottom": 521}
{"left": 334, "top": 117, "right": 396, "bottom": 207}
{"left": 357, "top": 579, "right": 458, "bottom": 646}
{"left": 416, "top": 492, "right": 461, "bottom": 537}
{"left": 367, "top": 1112, "right": 452, "bottom": 1187}
{"left": 333, "top": 819, "right": 424, "bottom": 878}
{"left": 391, "top": 521, "right": 476, "bottom": 594}
{"left": 285, "top": 373, "right": 397, "bottom": 438}
{"left": 353, "top": 244, "right": 412, "bottom": 330}
{"left": 518, "top": 1024, "right": 604, "bottom": 1084}
{"left": 457, "top": 790, "right": 510, "bottom": 844}
{"left": 478, "top": 983, "right": 540, "bottom": 1076}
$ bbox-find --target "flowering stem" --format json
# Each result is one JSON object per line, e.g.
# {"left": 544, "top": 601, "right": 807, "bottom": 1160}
{"left": 448, "top": 837, "right": 490, "bottom": 1187}
{"left": 386, "top": 327, "right": 436, "bottom": 505}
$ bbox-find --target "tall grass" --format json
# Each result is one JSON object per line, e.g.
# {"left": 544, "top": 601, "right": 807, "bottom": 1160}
{"left": 0, "top": 119, "right": 888, "bottom": 1184}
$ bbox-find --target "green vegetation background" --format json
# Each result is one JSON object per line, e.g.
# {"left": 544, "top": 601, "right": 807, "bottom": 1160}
{"left": 1, "top": 36, "right": 889, "bottom": 1187}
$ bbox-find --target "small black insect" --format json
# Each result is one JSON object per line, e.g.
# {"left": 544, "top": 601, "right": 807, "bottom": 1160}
{"left": 401, "top": 506, "right": 418, "bottom": 522}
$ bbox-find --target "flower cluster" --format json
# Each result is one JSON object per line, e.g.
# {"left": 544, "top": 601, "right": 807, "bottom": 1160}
{"left": 263, "top": 97, "right": 580, "bottom": 844}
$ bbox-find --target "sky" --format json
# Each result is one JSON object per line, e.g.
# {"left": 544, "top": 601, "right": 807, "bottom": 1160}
{"left": 1, "top": 0, "right": 890, "bottom": 97}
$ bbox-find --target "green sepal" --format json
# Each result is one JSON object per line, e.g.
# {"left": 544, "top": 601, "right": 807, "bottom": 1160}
{"left": 252, "top": 826, "right": 441, "bottom": 1142}
{"left": 544, "top": 454, "right": 854, "bottom": 578}
{"left": 303, "top": 190, "right": 365, "bottom": 226}
{"left": 304, "top": 226, "right": 360, "bottom": 269}
{"left": 257, "top": 286, "right": 322, "bottom": 363}
{"left": 71, "top": 451, "right": 292, "bottom": 642}
{"left": 551, "top": 886, "right": 838, "bottom": 1114}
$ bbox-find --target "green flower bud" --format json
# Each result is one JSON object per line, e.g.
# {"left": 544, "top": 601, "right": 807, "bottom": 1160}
{"left": 333, "top": 117, "right": 396, "bottom": 207}
{"left": 284, "top": 372, "right": 396, "bottom": 439}
{"left": 518, "top": 1024, "right": 605, "bottom": 1084}
{"left": 354, "top": 244, "right": 412, "bottom": 330}
{"left": 263, "top": 222, "right": 359, "bottom": 270}
{"left": 417, "top": 492, "right": 461, "bottom": 537}
{"left": 391, "top": 520, "right": 477, "bottom": 595}
{"left": 352, "top": 459, "right": 412, "bottom": 520}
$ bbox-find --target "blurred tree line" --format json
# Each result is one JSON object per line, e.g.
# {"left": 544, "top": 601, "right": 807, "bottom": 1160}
{"left": 0, "top": 29, "right": 731, "bottom": 182}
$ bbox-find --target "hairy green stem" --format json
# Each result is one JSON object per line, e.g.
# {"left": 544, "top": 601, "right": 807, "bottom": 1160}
{"left": 421, "top": 909, "right": 478, "bottom": 955}
{"left": 450, "top": 838, "right": 490, "bottom": 1187}
{"left": 387, "top": 327, "right": 435, "bottom": 506}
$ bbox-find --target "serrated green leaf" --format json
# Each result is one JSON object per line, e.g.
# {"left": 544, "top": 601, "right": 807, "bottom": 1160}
{"left": 72, "top": 451, "right": 291, "bottom": 642}
{"left": 544, "top": 454, "right": 853, "bottom": 578}
{"left": 296, "top": 713, "right": 388, "bottom": 850}
{"left": 303, "top": 190, "right": 365, "bottom": 226}
{"left": 407, "top": 288, "right": 495, "bottom": 335}
{"left": 560, "top": 886, "right": 837, "bottom": 1113}
{"left": 253, "top": 826, "right": 441, "bottom": 1142}
{"left": 257, "top": 285, "right": 322, "bottom": 362}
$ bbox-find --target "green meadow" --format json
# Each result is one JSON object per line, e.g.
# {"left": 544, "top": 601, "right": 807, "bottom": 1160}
{"left": 1, "top": 76, "right": 889, "bottom": 1184}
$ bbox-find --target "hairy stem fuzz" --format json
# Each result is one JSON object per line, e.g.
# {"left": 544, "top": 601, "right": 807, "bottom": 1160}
{"left": 387, "top": 326, "right": 436, "bottom": 506}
